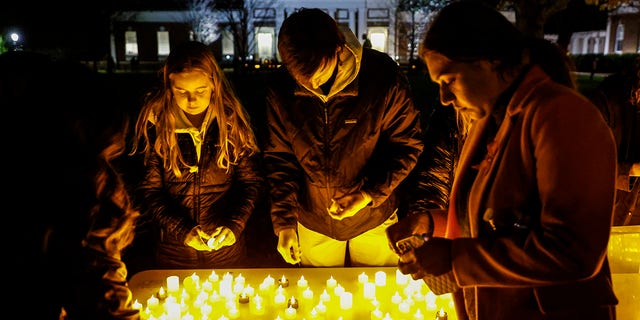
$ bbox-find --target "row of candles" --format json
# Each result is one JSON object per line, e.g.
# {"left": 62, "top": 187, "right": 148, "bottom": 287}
{"left": 132, "top": 269, "right": 456, "bottom": 320}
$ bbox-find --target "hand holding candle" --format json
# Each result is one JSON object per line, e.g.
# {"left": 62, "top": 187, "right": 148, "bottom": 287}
{"left": 207, "top": 226, "right": 235, "bottom": 250}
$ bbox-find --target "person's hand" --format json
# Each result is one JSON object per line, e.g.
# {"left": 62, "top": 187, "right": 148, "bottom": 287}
{"left": 184, "top": 226, "right": 212, "bottom": 251}
{"left": 328, "top": 191, "right": 372, "bottom": 220}
{"left": 398, "top": 237, "right": 452, "bottom": 279}
{"left": 207, "top": 226, "right": 236, "bottom": 250}
{"left": 277, "top": 228, "right": 301, "bottom": 265}
{"left": 385, "top": 212, "right": 434, "bottom": 254}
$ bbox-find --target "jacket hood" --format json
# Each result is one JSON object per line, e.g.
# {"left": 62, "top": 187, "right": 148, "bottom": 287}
{"left": 298, "top": 27, "right": 362, "bottom": 102}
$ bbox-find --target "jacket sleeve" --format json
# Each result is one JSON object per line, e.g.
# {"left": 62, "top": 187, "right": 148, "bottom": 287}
{"left": 217, "top": 150, "right": 265, "bottom": 238}
{"left": 263, "top": 86, "right": 304, "bottom": 236}
{"left": 136, "top": 133, "right": 196, "bottom": 243}
{"left": 362, "top": 70, "right": 424, "bottom": 207}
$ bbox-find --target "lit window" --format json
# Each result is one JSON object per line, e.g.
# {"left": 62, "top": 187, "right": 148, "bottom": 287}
{"left": 125, "top": 30, "right": 139, "bottom": 57}
{"left": 614, "top": 24, "right": 624, "bottom": 53}
{"left": 157, "top": 29, "right": 170, "bottom": 58}
{"left": 256, "top": 27, "right": 275, "bottom": 60}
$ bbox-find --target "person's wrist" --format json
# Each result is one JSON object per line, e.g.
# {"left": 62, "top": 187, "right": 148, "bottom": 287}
{"left": 360, "top": 190, "right": 372, "bottom": 205}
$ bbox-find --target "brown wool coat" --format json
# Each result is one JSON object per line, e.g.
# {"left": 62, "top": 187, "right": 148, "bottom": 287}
{"left": 448, "top": 66, "right": 618, "bottom": 320}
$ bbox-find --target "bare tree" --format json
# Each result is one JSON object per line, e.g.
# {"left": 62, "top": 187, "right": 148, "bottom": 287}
{"left": 215, "top": 0, "right": 279, "bottom": 73}
{"left": 396, "top": 0, "right": 449, "bottom": 64}
{"left": 183, "top": 0, "right": 220, "bottom": 45}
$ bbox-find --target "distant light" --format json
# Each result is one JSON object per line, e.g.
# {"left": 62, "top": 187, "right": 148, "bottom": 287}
{"left": 10, "top": 33, "right": 19, "bottom": 42}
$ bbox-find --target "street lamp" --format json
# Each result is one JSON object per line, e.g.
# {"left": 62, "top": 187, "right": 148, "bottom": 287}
{"left": 9, "top": 32, "right": 23, "bottom": 51}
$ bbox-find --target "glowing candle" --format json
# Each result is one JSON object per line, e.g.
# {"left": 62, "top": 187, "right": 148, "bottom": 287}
{"left": 220, "top": 279, "right": 233, "bottom": 297}
{"left": 235, "top": 273, "right": 245, "bottom": 285}
{"left": 288, "top": 296, "right": 299, "bottom": 309}
{"left": 157, "top": 286, "right": 167, "bottom": 300}
{"left": 227, "top": 306, "right": 240, "bottom": 319}
{"left": 297, "top": 275, "right": 308, "bottom": 288}
{"left": 435, "top": 308, "right": 448, "bottom": 320}
{"left": 278, "top": 275, "right": 290, "bottom": 287}
{"left": 375, "top": 271, "right": 386, "bottom": 286}
{"left": 200, "top": 303, "right": 212, "bottom": 317}
{"left": 315, "top": 301, "right": 327, "bottom": 315}
{"left": 263, "top": 275, "right": 275, "bottom": 287}
{"left": 371, "top": 307, "right": 384, "bottom": 320}
{"left": 358, "top": 272, "right": 369, "bottom": 284}
{"left": 275, "top": 291, "right": 287, "bottom": 307}
{"left": 167, "top": 275, "right": 180, "bottom": 293}
{"left": 339, "top": 292, "right": 353, "bottom": 310}
{"left": 132, "top": 299, "right": 143, "bottom": 311}
{"left": 391, "top": 291, "right": 402, "bottom": 304}
{"left": 326, "top": 276, "right": 337, "bottom": 289}
{"left": 309, "top": 307, "right": 320, "bottom": 319}
{"left": 413, "top": 308, "right": 425, "bottom": 320}
{"left": 250, "top": 294, "right": 266, "bottom": 315}
{"left": 320, "top": 289, "right": 331, "bottom": 303}
{"left": 425, "top": 291, "right": 437, "bottom": 311}
{"left": 284, "top": 306, "right": 297, "bottom": 319}
{"left": 334, "top": 284, "right": 345, "bottom": 296}
{"left": 364, "top": 282, "right": 376, "bottom": 300}
{"left": 222, "top": 272, "right": 233, "bottom": 282}
{"left": 398, "top": 300, "right": 410, "bottom": 314}
{"left": 165, "top": 300, "right": 180, "bottom": 320}
{"left": 302, "top": 287, "right": 314, "bottom": 300}
{"left": 147, "top": 295, "right": 159, "bottom": 309}
{"left": 208, "top": 270, "right": 219, "bottom": 282}
{"left": 202, "top": 279, "right": 213, "bottom": 292}
{"left": 238, "top": 292, "right": 250, "bottom": 304}
{"left": 244, "top": 285, "right": 255, "bottom": 296}
{"left": 396, "top": 269, "right": 409, "bottom": 286}
{"left": 233, "top": 281, "right": 244, "bottom": 294}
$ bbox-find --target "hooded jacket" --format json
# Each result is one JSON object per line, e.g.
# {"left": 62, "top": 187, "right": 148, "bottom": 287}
{"left": 137, "top": 106, "right": 263, "bottom": 252}
{"left": 264, "top": 28, "right": 423, "bottom": 240}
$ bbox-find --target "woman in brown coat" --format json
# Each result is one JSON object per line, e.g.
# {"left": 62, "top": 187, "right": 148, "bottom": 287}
{"left": 387, "top": 2, "right": 618, "bottom": 319}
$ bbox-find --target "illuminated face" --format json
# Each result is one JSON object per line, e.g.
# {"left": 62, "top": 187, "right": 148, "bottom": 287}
{"left": 170, "top": 69, "right": 213, "bottom": 115}
{"left": 424, "top": 50, "right": 502, "bottom": 121}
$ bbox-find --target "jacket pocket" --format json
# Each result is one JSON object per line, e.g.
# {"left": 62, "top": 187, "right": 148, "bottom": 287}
{"left": 533, "top": 272, "right": 618, "bottom": 314}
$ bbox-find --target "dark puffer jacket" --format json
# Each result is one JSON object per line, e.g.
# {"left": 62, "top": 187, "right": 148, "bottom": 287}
{"left": 264, "top": 45, "right": 423, "bottom": 241}
{"left": 137, "top": 122, "right": 264, "bottom": 266}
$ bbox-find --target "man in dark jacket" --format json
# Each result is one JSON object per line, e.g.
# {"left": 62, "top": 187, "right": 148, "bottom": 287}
{"left": 263, "top": 8, "right": 424, "bottom": 267}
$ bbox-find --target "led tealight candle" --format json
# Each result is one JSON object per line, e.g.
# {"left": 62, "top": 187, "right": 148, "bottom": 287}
{"left": 167, "top": 275, "right": 180, "bottom": 293}
{"left": 309, "top": 307, "right": 320, "bottom": 319}
{"left": 147, "top": 295, "right": 159, "bottom": 309}
{"left": 223, "top": 272, "right": 233, "bottom": 282}
{"left": 165, "top": 301, "right": 180, "bottom": 320}
{"left": 208, "top": 270, "right": 219, "bottom": 282}
{"left": 244, "top": 285, "right": 255, "bottom": 296}
{"left": 339, "top": 292, "right": 353, "bottom": 310}
{"left": 392, "top": 291, "right": 402, "bottom": 304}
{"left": 425, "top": 291, "right": 437, "bottom": 311}
{"left": 326, "top": 276, "right": 337, "bottom": 289}
{"left": 334, "top": 284, "right": 345, "bottom": 296}
{"left": 202, "top": 279, "right": 213, "bottom": 292}
{"left": 371, "top": 307, "right": 384, "bottom": 320}
{"left": 396, "top": 269, "right": 409, "bottom": 286}
{"left": 233, "top": 281, "right": 244, "bottom": 294}
{"left": 287, "top": 296, "right": 299, "bottom": 309}
{"left": 235, "top": 273, "right": 245, "bottom": 285}
{"left": 157, "top": 286, "right": 167, "bottom": 300}
{"left": 132, "top": 299, "right": 143, "bottom": 311}
{"left": 398, "top": 301, "right": 411, "bottom": 314}
{"left": 227, "top": 306, "right": 240, "bottom": 319}
{"left": 358, "top": 272, "right": 369, "bottom": 284}
{"left": 284, "top": 306, "right": 297, "bottom": 319}
{"left": 435, "top": 308, "right": 448, "bottom": 320}
{"left": 315, "top": 301, "right": 327, "bottom": 315}
{"left": 375, "top": 271, "right": 386, "bottom": 286}
{"left": 250, "top": 294, "right": 266, "bottom": 316}
{"left": 200, "top": 303, "right": 213, "bottom": 317}
{"left": 302, "top": 287, "right": 314, "bottom": 300}
{"left": 238, "top": 292, "right": 250, "bottom": 304}
{"left": 275, "top": 292, "right": 287, "bottom": 307}
{"left": 219, "top": 279, "right": 233, "bottom": 297}
{"left": 320, "top": 289, "right": 331, "bottom": 303}
{"left": 278, "top": 275, "right": 290, "bottom": 288}
{"left": 364, "top": 282, "right": 376, "bottom": 300}
{"left": 297, "top": 275, "right": 308, "bottom": 288}
{"left": 264, "top": 275, "right": 275, "bottom": 287}
{"left": 413, "top": 308, "right": 425, "bottom": 320}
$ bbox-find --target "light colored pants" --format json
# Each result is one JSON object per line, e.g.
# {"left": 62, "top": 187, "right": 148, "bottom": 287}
{"left": 297, "top": 212, "right": 399, "bottom": 267}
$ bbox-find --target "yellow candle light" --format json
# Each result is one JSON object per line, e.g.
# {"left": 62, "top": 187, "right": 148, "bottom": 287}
{"left": 275, "top": 291, "right": 287, "bottom": 307}
{"left": 227, "top": 306, "right": 240, "bottom": 319}
{"left": 425, "top": 291, "right": 438, "bottom": 311}
{"left": 315, "top": 300, "right": 327, "bottom": 315}
{"left": 364, "top": 282, "right": 376, "bottom": 300}
{"left": 287, "top": 296, "right": 299, "bottom": 309}
{"left": 202, "top": 279, "right": 213, "bottom": 292}
{"left": 235, "top": 273, "right": 245, "bottom": 285}
{"left": 339, "top": 291, "right": 353, "bottom": 310}
{"left": 326, "top": 275, "right": 337, "bottom": 289}
{"left": 399, "top": 300, "right": 411, "bottom": 314}
{"left": 297, "top": 275, "right": 308, "bottom": 288}
{"left": 284, "top": 305, "right": 297, "bottom": 319}
{"left": 374, "top": 271, "right": 386, "bottom": 286}
{"left": 371, "top": 307, "right": 384, "bottom": 320}
{"left": 250, "top": 294, "right": 266, "bottom": 316}
{"left": 391, "top": 291, "right": 402, "bottom": 304}
{"left": 320, "top": 289, "right": 331, "bottom": 303}
{"left": 208, "top": 270, "right": 219, "bottom": 282}
{"left": 396, "top": 269, "right": 410, "bottom": 286}
{"left": 302, "top": 287, "right": 314, "bottom": 300}
{"left": 238, "top": 292, "right": 250, "bottom": 304}
{"left": 132, "top": 299, "right": 143, "bottom": 311}
{"left": 278, "top": 274, "right": 290, "bottom": 287}
{"left": 147, "top": 295, "right": 159, "bottom": 309}
{"left": 435, "top": 308, "right": 448, "bottom": 320}
{"left": 358, "top": 272, "right": 369, "bottom": 284}
{"left": 157, "top": 286, "right": 167, "bottom": 300}
{"left": 334, "top": 284, "right": 345, "bottom": 296}
{"left": 166, "top": 275, "right": 180, "bottom": 293}
{"left": 263, "top": 274, "right": 275, "bottom": 287}
{"left": 413, "top": 308, "right": 425, "bottom": 320}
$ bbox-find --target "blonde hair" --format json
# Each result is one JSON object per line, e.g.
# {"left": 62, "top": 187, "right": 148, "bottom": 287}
{"left": 131, "top": 41, "right": 258, "bottom": 177}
